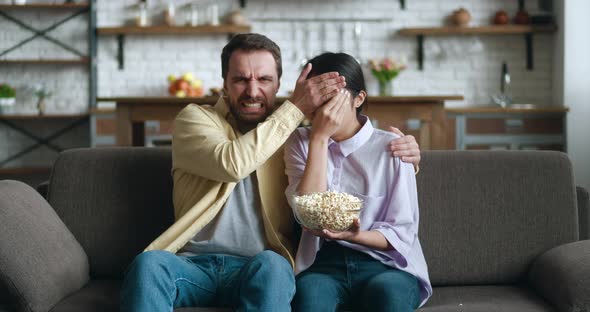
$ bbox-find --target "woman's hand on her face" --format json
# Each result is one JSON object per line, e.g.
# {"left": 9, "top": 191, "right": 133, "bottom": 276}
{"left": 303, "top": 218, "right": 361, "bottom": 242}
{"left": 309, "top": 89, "right": 350, "bottom": 141}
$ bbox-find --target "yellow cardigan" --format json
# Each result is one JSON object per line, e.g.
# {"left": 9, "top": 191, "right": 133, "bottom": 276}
{"left": 145, "top": 97, "right": 305, "bottom": 267}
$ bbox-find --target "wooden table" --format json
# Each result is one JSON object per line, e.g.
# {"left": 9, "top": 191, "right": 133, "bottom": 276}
{"left": 364, "top": 96, "right": 462, "bottom": 149}
{"left": 98, "top": 95, "right": 463, "bottom": 149}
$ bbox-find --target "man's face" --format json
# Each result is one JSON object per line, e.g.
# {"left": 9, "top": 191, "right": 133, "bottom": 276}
{"left": 224, "top": 49, "right": 280, "bottom": 128}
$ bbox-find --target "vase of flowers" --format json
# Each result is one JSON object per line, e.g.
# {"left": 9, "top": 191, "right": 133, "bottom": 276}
{"left": 369, "top": 57, "right": 406, "bottom": 96}
{"left": 32, "top": 83, "right": 52, "bottom": 115}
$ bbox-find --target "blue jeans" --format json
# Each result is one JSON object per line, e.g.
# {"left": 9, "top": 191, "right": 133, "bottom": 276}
{"left": 293, "top": 242, "right": 420, "bottom": 312}
{"left": 120, "top": 250, "right": 295, "bottom": 312}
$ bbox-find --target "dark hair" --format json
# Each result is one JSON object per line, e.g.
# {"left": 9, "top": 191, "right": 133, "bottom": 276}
{"left": 306, "top": 52, "right": 367, "bottom": 114}
{"left": 221, "top": 33, "right": 282, "bottom": 80}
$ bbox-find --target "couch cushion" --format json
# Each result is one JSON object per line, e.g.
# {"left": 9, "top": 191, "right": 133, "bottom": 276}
{"left": 578, "top": 186, "right": 589, "bottom": 240}
{"left": 0, "top": 180, "right": 89, "bottom": 312}
{"left": 419, "top": 285, "right": 554, "bottom": 311}
{"left": 49, "top": 280, "right": 231, "bottom": 312}
{"left": 417, "top": 151, "right": 578, "bottom": 286}
{"left": 50, "top": 280, "right": 119, "bottom": 312}
{"left": 47, "top": 147, "right": 175, "bottom": 279}
{"left": 55, "top": 283, "right": 553, "bottom": 312}
{"left": 528, "top": 240, "right": 590, "bottom": 312}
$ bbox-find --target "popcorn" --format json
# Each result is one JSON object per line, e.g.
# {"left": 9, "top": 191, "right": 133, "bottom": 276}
{"left": 293, "top": 191, "right": 362, "bottom": 232}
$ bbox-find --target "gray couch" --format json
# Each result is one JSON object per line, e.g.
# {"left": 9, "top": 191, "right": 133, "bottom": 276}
{"left": 1, "top": 147, "right": 589, "bottom": 312}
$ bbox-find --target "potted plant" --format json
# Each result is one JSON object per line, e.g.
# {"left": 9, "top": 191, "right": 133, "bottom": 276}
{"left": 0, "top": 83, "right": 16, "bottom": 107}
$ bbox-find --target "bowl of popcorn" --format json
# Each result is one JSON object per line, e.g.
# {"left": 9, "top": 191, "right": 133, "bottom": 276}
{"left": 292, "top": 191, "right": 363, "bottom": 232}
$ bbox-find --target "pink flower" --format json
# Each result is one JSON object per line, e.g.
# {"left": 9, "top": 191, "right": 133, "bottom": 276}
{"left": 382, "top": 58, "right": 392, "bottom": 70}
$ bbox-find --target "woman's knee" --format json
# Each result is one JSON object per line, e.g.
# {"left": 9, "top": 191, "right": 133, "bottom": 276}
{"left": 252, "top": 250, "right": 290, "bottom": 267}
{"left": 363, "top": 271, "right": 420, "bottom": 310}
{"left": 293, "top": 274, "right": 343, "bottom": 312}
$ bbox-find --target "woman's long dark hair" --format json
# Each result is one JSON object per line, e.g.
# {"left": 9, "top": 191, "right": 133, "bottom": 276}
{"left": 306, "top": 52, "right": 367, "bottom": 114}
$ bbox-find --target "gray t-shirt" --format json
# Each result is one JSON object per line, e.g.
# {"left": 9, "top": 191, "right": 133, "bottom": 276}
{"left": 178, "top": 173, "right": 268, "bottom": 257}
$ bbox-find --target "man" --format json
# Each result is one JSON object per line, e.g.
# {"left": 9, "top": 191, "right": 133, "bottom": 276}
{"left": 120, "top": 33, "right": 421, "bottom": 312}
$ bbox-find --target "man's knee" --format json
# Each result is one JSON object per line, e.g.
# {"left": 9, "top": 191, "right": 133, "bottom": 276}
{"left": 126, "top": 250, "right": 177, "bottom": 278}
{"left": 251, "top": 250, "right": 292, "bottom": 272}
{"left": 246, "top": 250, "right": 294, "bottom": 286}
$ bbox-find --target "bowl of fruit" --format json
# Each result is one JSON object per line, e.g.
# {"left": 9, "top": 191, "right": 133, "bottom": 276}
{"left": 168, "top": 72, "right": 204, "bottom": 98}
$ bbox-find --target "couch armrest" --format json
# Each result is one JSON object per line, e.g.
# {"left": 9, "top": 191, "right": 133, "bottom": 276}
{"left": 36, "top": 180, "right": 49, "bottom": 199}
{"left": 0, "top": 180, "right": 89, "bottom": 312}
{"left": 529, "top": 240, "right": 590, "bottom": 312}
{"left": 578, "top": 186, "right": 589, "bottom": 240}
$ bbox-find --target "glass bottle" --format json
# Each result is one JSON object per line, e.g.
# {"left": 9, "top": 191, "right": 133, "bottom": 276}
{"left": 208, "top": 1, "right": 219, "bottom": 26}
{"left": 189, "top": 2, "right": 200, "bottom": 26}
{"left": 500, "top": 62, "right": 513, "bottom": 106}
{"left": 164, "top": 1, "right": 176, "bottom": 26}
{"left": 136, "top": 0, "right": 149, "bottom": 27}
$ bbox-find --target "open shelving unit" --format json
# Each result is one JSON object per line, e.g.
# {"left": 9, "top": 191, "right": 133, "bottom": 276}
{"left": 0, "top": 1, "right": 96, "bottom": 171}
{"left": 398, "top": 24, "right": 557, "bottom": 70}
{"left": 0, "top": 0, "right": 96, "bottom": 101}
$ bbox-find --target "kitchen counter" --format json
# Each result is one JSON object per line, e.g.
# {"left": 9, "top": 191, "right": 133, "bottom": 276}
{"left": 446, "top": 106, "right": 569, "bottom": 114}
{"left": 97, "top": 95, "right": 463, "bottom": 148}
{"left": 97, "top": 95, "right": 463, "bottom": 105}
{"left": 446, "top": 105, "right": 569, "bottom": 150}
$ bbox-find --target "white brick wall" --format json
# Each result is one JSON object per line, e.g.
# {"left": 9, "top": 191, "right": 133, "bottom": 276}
{"left": 1, "top": 0, "right": 556, "bottom": 166}
{"left": 97, "top": 0, "right": 553, "bottom": 105}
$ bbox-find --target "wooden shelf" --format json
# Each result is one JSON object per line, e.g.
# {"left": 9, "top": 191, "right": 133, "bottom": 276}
{"left": 0, "top": 3, "right": 89, "bottom": 10}
{"left": 398, "top": 24, "right": 557, "bottom": 36}
{"left": 90, "top": 107, "right": 115, "bottom": 115}
{"left": 97, "top": 25, "right": 251, "bottom": 35}
{"left": 0, "top": 113, "right": 89, "bottom": 120}
{"left": 398, "top": 24, "right": 557, "bottom": 71}
{"left": 0, "top": 167, "right": 50, "bottom": 175}
{"left": 97, "top": 24, "right": 251, "bottom": 70}
{"left": 0, "top": 58, "right": 89, "bottom": 65}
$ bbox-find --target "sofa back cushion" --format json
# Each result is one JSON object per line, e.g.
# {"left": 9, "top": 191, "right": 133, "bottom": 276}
{"left": 0, "top": 180, "right": 89, "bottom": 312}
{"left": 47, "top": 147, "right": 175, "bottom": 279}
{"left": 417, "top": 151, "right": 578, "bottom": 286}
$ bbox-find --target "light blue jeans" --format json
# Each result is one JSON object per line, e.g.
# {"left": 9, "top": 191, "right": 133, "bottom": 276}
{"left": 293, "top": 242, "right": 421, "bottom": 312}
{"left": 120, "top": 250, "right": 295, "bottom": 312}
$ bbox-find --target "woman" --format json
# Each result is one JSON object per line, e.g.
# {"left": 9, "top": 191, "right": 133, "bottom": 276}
{"left": 284, "top": 52, "right": 431, "bottom": 312}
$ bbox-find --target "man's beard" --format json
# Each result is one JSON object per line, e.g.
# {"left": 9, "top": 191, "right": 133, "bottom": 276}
{"left": 228, "top": 95, "right": 273, "bottom": 131}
